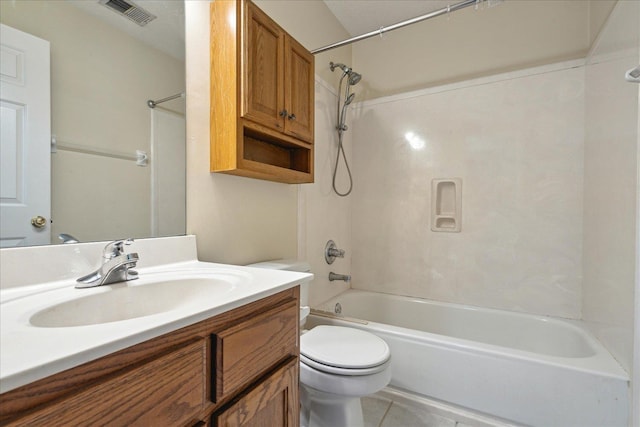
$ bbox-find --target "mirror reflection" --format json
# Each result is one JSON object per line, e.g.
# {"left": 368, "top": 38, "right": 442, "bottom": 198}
{"left": 0, "top": 0, "right": 186, "bottom": 247}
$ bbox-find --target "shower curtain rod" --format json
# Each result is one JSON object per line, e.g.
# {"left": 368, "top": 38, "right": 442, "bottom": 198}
{"left": 311, "top": 0, "right": 480, "bottom": 54}
{"left": 147, "top": 92, "right": 185, "bottom": 108}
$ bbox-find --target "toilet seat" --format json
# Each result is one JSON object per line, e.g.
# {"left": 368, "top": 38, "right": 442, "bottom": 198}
{"left": 300, "top": 353, "right": 391, "bottom": 376}
{"left": 301, "top": 326, "right": 390, "bottom": 376}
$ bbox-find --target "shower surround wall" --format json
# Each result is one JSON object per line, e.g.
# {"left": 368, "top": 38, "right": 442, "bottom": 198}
{"left": 582, "top": 0, "right": 639, "bottom": 378}
{"left": 351, "top": 64, "right": 585, "bottom": 319}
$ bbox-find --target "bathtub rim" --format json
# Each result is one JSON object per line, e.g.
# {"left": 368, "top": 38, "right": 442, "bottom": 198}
{"left": 310, "top": 289, "right": 629, "bottom": 382}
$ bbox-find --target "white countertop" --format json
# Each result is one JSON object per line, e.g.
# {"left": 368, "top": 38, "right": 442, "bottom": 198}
{"left": 0, "top": 238, "right": 311, "bottom": 394}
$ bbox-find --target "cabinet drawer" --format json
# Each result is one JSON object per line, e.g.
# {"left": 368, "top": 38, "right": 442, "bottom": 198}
{"left": 213, "top": 357, "right": 298, "bottom": 427}
{"left": 213, "top": 299, "right": 297, "bottom": 401}
{"left": 10, "top": 340, "right": 206, "bottom": 426}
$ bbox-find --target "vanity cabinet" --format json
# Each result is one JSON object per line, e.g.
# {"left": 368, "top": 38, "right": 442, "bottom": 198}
{"left": 0, "top": 341, "right": 207, "bottom": 426}
{"left": 0, "top": 288, "right": 300, "bottom": 427}
{"left": 211, "top": 0, "right": 314, "bottom": 184}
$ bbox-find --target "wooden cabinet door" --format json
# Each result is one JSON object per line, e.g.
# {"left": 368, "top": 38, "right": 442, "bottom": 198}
{"left": 214, "top": 358, "right": 298, "bottom": 427}
{"left": 284, "top": 36, "right": 314, "bottom": 143}
{"left": 8, "top": 340, "right": 206, "bottom": 426}
{"left": 242, "top": 2, "right": 285, "bottom": 132}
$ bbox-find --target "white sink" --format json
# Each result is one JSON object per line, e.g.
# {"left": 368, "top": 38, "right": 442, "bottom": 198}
{"left": 1, "top": 248, "right": 312, "bottom": 394}
{"left": 29, "top": 277, "right": 237, "bottom": 328}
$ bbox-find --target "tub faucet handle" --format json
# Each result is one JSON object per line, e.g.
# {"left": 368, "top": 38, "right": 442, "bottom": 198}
{"left": 325, "top": 240, "right": 346, "bottom": 264}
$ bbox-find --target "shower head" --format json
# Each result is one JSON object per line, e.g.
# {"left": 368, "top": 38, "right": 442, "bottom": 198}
{"left": 348, "top": 72, "right": 362, "bottom": 86}
{"left": 330, "top": 61, "right": 362, "bottom": 86}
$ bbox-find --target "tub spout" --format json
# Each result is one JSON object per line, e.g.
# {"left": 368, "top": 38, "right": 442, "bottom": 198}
{"left": 329, "top": 272, "right": 351, "bottom": 282}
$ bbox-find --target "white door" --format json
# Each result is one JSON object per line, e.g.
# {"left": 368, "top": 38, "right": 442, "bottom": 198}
{"left": 0, "top": 24, "right": 51, "bottom": 247}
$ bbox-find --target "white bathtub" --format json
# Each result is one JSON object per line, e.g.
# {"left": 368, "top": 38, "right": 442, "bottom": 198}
{"left": 306, "top": 290, "right": 629, "bottom": 427}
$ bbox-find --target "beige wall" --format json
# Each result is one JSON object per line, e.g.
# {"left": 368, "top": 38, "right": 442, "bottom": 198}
{"left": 351, "top": 0, "right": 614, "bottom": 99}
{"left": 1, "top": 1, "right": 185, "bottom": 243}
{"left": 185, "top": 1, "right": 296, "bottom": 265}
{"left": 590, "top": 0, "right": 617, "bottom": 45}
{"left": 255, "top": 0, "right": 615, "bottom": 99}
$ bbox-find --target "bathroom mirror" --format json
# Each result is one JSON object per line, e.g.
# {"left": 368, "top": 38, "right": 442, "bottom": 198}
{"left": 0, "top": 0, "right": 186, "bottom": 247}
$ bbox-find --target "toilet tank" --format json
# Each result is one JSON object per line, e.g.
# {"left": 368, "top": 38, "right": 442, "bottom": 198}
{"left": 247, "top": 259, "right": 311, "bottom": 325}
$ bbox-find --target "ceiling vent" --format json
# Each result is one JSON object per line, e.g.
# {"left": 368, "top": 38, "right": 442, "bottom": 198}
{"left": 98, "top": 0, "right": 157, "bottom": 27}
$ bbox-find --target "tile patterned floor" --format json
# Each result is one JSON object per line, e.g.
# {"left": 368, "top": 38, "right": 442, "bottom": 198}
{"left": 363, "top": 394, "right": 460, "bottom": 427}
{"left": 362, "top": 389, "right": 509, "bottom": 427}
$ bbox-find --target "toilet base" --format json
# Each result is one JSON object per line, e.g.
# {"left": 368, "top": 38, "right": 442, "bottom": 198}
{"left": 301, "top": 384, "right": 365, "bottom": 427}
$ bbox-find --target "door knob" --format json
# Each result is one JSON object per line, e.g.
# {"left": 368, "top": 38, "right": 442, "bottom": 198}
{"left": 288, "top": 113, "right": 296, "bottom": 120}
{"left": 31, "top": 216, "right": 47, "bottom": 228}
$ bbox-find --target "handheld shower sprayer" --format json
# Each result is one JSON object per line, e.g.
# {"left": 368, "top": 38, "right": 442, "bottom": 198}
{"left": 344, "top": 93, "right": 356, "bottom": 106}
{"left": 330, "top": 61, "right": 362, "bottom": 197}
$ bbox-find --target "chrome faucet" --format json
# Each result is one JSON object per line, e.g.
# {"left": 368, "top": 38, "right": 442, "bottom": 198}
{"left": 76, "top": 239, "right": 139, "bottom": 288}
{"left": 329, "top": 272, "right": 351, "bottom": 282}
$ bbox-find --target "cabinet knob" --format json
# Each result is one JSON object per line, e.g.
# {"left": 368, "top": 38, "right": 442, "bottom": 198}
{"left": 279, "top": 109, "right": 288, "bottom": 117}
{"left": 287, "top": 113, "right": 296, "bottom": 121}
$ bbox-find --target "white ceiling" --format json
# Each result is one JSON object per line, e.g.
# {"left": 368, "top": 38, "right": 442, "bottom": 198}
{"left": 66, "top": 0, "right": 185, "bottom": 60}
{"left": 323, "top": 0, "right": 453, "bottom": 37}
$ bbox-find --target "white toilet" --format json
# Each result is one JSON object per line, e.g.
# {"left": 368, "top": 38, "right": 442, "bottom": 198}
{"left": 248, "top": 260, "right": 391, "bottom": 427}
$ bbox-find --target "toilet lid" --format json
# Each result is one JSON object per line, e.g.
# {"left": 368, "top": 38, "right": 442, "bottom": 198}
{"left": 301, "top": 325, "right": 390, "bottom": 370}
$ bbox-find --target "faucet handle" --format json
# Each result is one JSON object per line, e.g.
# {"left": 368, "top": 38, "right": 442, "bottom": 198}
{"left": 103, "top": 238, "right": 134, "bottom": 259}
{"left": 324, "top": 240, "right": 346, "bottom": 264}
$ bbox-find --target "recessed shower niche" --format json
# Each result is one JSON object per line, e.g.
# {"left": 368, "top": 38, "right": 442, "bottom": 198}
{"left": 431, "top": 178, "right": 462, "bottom": 232}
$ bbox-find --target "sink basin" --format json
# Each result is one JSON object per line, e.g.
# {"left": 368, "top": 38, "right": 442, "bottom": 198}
{"left": 29, "top": 278, "right": 236, "bottom": 328}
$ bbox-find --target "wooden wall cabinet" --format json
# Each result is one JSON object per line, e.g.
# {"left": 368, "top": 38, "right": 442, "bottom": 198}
{"left": 211, "top": 0, "right": 314, "bottom": 184}
{"left": 0, "top": 288, "right": 300, "bottom": 427}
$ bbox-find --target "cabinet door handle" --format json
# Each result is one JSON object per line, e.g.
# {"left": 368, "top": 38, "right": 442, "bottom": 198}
{"left": 288, "top": 113, "right": 296, "bottom": 121}
{"left": 279, "top": 109, "right": 288, "bottom": 117}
